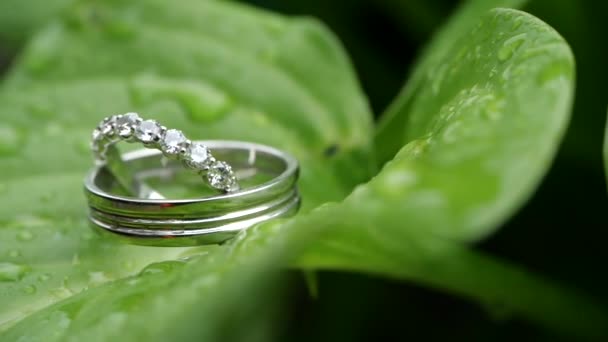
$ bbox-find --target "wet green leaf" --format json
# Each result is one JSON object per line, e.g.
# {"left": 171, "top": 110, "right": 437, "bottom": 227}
{"left": 375, "top": 0, "right": 528, "bottom": 164}
{"left": 1, "top": 0, "right": 605, "bottom": 341}
{"left": 0, "top": 0, "right": 372, "bottom": 333}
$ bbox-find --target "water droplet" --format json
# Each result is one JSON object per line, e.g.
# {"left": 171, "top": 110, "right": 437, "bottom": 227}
{"left": 0, "top": 124, "right": 22, "bottom": 155}
{"left": 22, "top": 284, "right": 37, "bottom": 294}
{"left": 130, "top": 75, "right": 232, "bottom": 123}
{"left": 88, "top": 271, "right": 109, "bottom": 285}
{"left": 17, "top": 230, "right": 35, "bottom": 241}
{"left": 74, "top": 139, "right": 91, "bottom": 154}
{"left": 430, "top": 63, "right": 448, "bottom": 95}
{"left": 28, "top": 103, "right": 55, "bottom": 119}
{"left": 442, "top": 120, "right": 464, "bottom": 144}
{"left": 40, "top": 191, "right": 56, "bottom": 203}
{"left": 7, "top": 249, "right": 21, "bottom": 258}
{"left": 121, "top": 260, "right": 135, "bottom": 271}
{"left": 497, "top": 33, "right": 527, "bottom": 61}
{"left": 49, "top": 286, "right": 73, "bottom": 300}
{"left": 177, "top": 246, "right": 215, "bottom": 261}
{"left": 105, "top": 19, "right": 135, "bottom": 39}
{"left": 139, "top": 260, "right": 185, "bottom": 276}
{"left": 537, "top": 61, "right": 569, "bottom": 85}
{"left": 384, "top": 170, "right": 418, "bottom": 189}
{"left": 45, "top": 122, "right": 63, "bottom": 137}
{"left": 126, "top": 278, "right": 140, "bottom": 286}
{"left": 81, "top": 231, "right": 94, "bottom": 241}
{"left": 71, "top": 254, "right": 80, "bottom": 266}
{"left": 252, "top": 111, "right": 270, "bottom": 126}
{"left": 398, "top": 138, "right": 431, "bottom": 159}
{"left": 38, "top": 273, "right": 52, "bottom": 282}
{"left": 511, "top": 16, "right": 524, "bottom": 30}
{"left": 0, "top": 262, "right": 30, "bottom": 281}
{"left": 483, "top": 98, "right": 505, "bottom": 121}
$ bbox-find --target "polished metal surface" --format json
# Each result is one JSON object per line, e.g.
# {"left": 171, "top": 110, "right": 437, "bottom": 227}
{"left": 84, "top": 140, "right": 300, "bottom": 246}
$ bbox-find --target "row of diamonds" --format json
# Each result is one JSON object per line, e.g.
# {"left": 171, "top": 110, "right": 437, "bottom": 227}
{"left": 91, "top": 113, "right": 238, "bottom": 192}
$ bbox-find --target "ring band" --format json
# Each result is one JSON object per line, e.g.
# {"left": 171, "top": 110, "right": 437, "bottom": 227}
{"left": 92, "top": 113, "right": 239, "bottom": 192}
{"left": 84, "top": 140, "right": 300, "bottom": 246}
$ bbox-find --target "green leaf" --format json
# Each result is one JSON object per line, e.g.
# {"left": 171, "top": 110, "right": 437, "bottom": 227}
{"left": 0, "top": 0, "right": 72, "bottom": 48}
{"left": 375, "top": 0, "right": 528, "bottom": 164}
{"left": 374, "top": 8, "right": 574, "bottom": 242}
{"left": 0, "top": 0, "right": 372, "bottom": 333}
{"left": 298, "top": 7, "right": 603, "bottom": 340}
{"left": 1, "top": 0, "right": 606, "bottom": 341}
{"left": 604, "top": 109, "right": 608, "bottom": 188}
{"left": 290, "top": 9, "right": 605, "bottom": 339}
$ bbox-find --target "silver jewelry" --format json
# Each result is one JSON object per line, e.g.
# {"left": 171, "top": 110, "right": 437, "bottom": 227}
{"left": 92, "top": 113, "right": 238, "bottom": 192}
{"left": 84, "top": 140, "right": 300, "bottom": 246}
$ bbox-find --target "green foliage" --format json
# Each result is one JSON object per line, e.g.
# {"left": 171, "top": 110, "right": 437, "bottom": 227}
{"left": 0, "top": 0, "right": 606, "bottom": 341}
{"left": 605, "top": 111, "right": 608, "bottom": 187}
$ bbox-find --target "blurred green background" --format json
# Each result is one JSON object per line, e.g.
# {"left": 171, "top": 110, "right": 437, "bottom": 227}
{"left": 0, "top": 0, "right": 606, "bottom": 340}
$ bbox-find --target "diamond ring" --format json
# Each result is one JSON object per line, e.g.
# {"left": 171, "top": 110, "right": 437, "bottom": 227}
{"left": 84, "top": 141, "right": 300, "bottom": 246}
{"left": 91, "top": 113, "right": 238, "bottom": 192}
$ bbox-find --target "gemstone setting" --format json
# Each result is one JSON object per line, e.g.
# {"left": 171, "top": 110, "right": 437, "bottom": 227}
{"left": 186, "top": 143, "right": 212, "bottom": 169}
{"left": 161, "top": 129, "right": 187, "bottom": 155}
{"left": 135, "top": 120, "right": 162, "bottom": 144}
{"left": 92, "top": 113, "right": 239, "bottom": 192}
{"left": 115, "top": 112, "right": 140, "bottom": 137}
{"left": 99, "top": 116, "right": 115, "bottom": 136}
{"left": 207, "top": 161, "right": 236, "bottom": 190}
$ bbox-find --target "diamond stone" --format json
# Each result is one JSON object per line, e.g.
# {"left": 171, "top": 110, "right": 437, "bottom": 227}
{"left": 92, "top": 128, "right": 102, "bottom": 141}
{"left": 135, "top": 120, "right": 162, "bottom": 143}
{"left": 186, "top": 143, "right": 212, "bottom": 168}
{"left": 161, "top": 129, "right": 187, "bottom": 155}
{"left": 115, "top": 112, "right": 139, "bottom": 137}
{"left": 99, "top": 116, "right": 115, "bottom": 136}
{"left": 207, "top": 161, "right": 236, "bottom": 190}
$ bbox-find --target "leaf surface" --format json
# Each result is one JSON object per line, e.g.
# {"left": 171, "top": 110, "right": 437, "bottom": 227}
{"left": 0, "top": 1, "right": 605, "bottom": 341}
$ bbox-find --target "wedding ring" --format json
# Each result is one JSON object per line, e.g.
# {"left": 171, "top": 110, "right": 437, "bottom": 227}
{"left": 84, "top": 140, "right": 300, "bottom": 246}
{"left": 92, "top": 113, "right": 239, "bottom": 192}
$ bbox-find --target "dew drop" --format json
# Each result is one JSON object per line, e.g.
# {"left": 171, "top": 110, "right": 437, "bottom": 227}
{"left": 74, "top": 139, "right": 91, "bottom": 154}
{"left": 511, "top": 16, "right": 524, "bottom": 30}
{"left": 22, "top": 284, "right": 37, "bottom": 294}
{"left": 497, "top": 33, "right": 527, "bottom": 61}
{"left": 88, "top": 271, "right": 109, "bottom": 285}
{"left": 17, "top": 230, "right": 35, "bottom": 241}
{"left": 121, "top": 260, "right": 135, "bottom": 271}
{"left": 0, "top": 124, "right": 22, "bottom": 155}
{"left": 537, "top": 61, "right": 568, "bottom": 85}
{"left": 442, "top": 120, "right": 464, "bottom": 144}
{"left": 40, "top": 191, "right": 56, "bottom": 203}
{"left": 105, "top": 19, "right": 135, "bottom": 39}
{"left": 71, "top": 253, "right": 81, "bottom": 266}
{"left": 0, "top": 262, "right": 30, "bottom": 281}
{"left": 50, "top": 286, "right": 73, "bottom": 300}
{"left": 139, "top": 260, "right": 185, "bottom": 276}
{"left": 7, "top": 249, "right": 21, "bottom": 258}
{"left": 131, "top": 75, "right": 232, "bottom": 123}
{"left": 81, "top": 231, "right": 94, "bottom": 241}
{"left": 398, "top": 138, "right": 431, "bottom": 159}
{"left": 44, "top": 122, "right": 63, "bottom": 137}
{"left": 379, "top": 169, "right": 418, "bottom": 197}
{"left": 38, "top": 273, "right": 52, "bottom": 282}
{"left": 126, "top": 278, "right": 140, "bottom": 286}
{"left": 28, "top": 103, "right": 55, "bottom": 119}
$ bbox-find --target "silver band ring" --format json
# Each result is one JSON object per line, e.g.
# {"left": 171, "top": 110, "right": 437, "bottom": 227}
{"left": 84, "top": 140, "right": 300, "bottom": 246}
